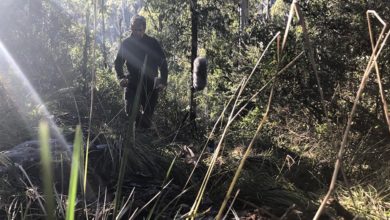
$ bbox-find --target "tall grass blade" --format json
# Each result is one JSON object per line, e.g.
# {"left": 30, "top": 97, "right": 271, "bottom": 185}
{"left": 102, "top": 188, "right": 108, "bottom": 219}
{"left": 314, "top": 12, "right": 390, "bottom": 219}
{"left": 222, "top": 189, "right": 240, "bottom": 220}
{"left": 230, "top": 51, "right": 303, "bottom": 124}
{"left": 84, "top": 0, "right": 98, "bottom": 194}
{"left": 187, "top": 82, "right": 243, "bottom": 219}
{"left": 155, "top": 187, "right": 191, "bottom": 219}
{"left": 146, "top": 156, "right": 177, "bottom": 220}
{"left": 187, "top": 35, "right": 303, "bottom": 220}
{"left": 182, "top": 81, "right": 244, "bottom": 191}
{"left": 281, "top": 0, "right": 297, "bottom": 52}
{"left": 130, "top": 180, "right": 172, "bottom": 220}
{"left": 54, "top": 187, "right": 65, "bottom": 218}
{"left": 66, "top": 125, "right": 82, "bottom": 220}
{"left": 366, "top": 10, "right": 390, "bottom": 134}
{"left": 39, "top": 121, "right": 55, "bottom": 220}
{"left": 188, "top": 33, "right": 281, "bottom": 219}
{"left": 94, "top": 187, "right": 101, "bottom": 220}
{"left": 18, "top": 164, "right": 47, "bottom": 215}
{"left": 216, "top": 86, "right": 274, "bottom": 219}
{"left": 115, "top": 187, "right": 135, "bottom": 220}
{"left": 185, "top": 51, "right": 302, "bottom": 198}
{"left": 113, "top": 55, "right": 148, "bottom": 217}
{"left": 79, "top": 141, "right": 90, "bottom": 219}
{"left": 294, "top": 3, "right": 327, "bottom": 117}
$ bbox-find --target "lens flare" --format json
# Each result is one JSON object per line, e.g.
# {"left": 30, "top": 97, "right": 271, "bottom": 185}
{"left": 0, "top": 41, "right": 70, "bottom": 151}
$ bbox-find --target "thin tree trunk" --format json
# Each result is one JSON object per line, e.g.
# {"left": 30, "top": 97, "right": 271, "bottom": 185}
{"left": 189, "top": 0, "right": 198, "bottom": 125}
{"left": 266, "top": 0, "right": 271, "bottom": 20}
{"left": 240, "top": 0, "right": 249, "bottom": 30}
{"left": 82, "top": 7, "right": 91, "bottom": 92}
{"left": 239, "top": 0, "right": 249, "bottom": 55}
{"left": 101, "top": 0, "right": 107, "bottom": 68}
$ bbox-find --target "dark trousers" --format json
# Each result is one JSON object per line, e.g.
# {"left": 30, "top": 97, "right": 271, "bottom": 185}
{"left": 125, "top": 78, "right": 159, "bottom": 129}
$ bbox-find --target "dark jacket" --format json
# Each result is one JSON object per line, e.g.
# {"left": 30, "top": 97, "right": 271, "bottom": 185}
{"left": 114, "top": 34, "right": 168, "bottom": 86}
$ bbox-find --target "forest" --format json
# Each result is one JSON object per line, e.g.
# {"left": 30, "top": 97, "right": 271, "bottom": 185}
{"left": 0, "top": 0, "right": 390, "bottom": 219}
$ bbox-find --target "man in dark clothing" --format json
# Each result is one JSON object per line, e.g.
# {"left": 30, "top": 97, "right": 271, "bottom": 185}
{"left": 115, "top": 15, "right": 168, "bottom": 129}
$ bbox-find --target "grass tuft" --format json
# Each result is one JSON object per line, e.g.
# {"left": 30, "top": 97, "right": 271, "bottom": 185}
{"left": 66, "top": 125, "right": 82, "bottom": 220}
{"left": 39, "top": 120, "right": 55, "bottom": 220}
{"left": 338, "top": 185, "right": 390, "bottom": 219}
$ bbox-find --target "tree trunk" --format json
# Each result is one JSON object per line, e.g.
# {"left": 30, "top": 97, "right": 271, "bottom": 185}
{"left": 240, "top": 0, "right": 249, "bottom": 30}
{"left": 82, "top": 7, "right": 91, "bottom": 92}
{"left": 266, "top": 0, "right": 271, "bottom": 20}
{"left": 101, "top": 0, "right": 107, "bottom": 68}
{"left": 189, "top": 0, "right": 198, "bottom": 124}
{"left": 239, "top": 0, "right": 249, "bottom": 54}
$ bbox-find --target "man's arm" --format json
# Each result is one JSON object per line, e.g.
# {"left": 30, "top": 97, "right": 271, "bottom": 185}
{"left": 114, "top": 42, "right": 129, "bottom": 87}
{"left": 155, "top": 40, "right": 168, "bottom": 86}
{"left": 114, "top": 43, "right": 126, "bottom": 80}
{"left": 159, "top": 56, "right": 168, "bottom": 85}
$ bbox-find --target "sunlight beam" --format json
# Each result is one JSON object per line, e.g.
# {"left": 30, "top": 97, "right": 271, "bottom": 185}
{"left": 0, "top": 41, "right": 71, "bottom": 151}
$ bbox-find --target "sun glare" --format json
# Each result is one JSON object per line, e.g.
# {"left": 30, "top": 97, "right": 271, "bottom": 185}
{"left": 0, "top": 41, "right": 70, "bottom": 151}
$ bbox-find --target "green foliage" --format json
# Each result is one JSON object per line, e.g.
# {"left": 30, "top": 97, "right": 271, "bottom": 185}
{"left": 39, "top": 121, "right": 55, "bottom": 220}
{"left": 2, "top": 0, "right": 390, "bottom": 218}
{"left": 66, "top": 125, "right": 82, "bottom": 220}
{"left": 271, "top": 0, "right": 289, "bottom": 24}
{"left": 338, "top": 184, "right": 390, "bottom": 219}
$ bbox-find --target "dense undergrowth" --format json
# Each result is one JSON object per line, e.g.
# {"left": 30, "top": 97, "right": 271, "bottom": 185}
{"left": 1, "top": 0, "right": 390, "bottom": 219}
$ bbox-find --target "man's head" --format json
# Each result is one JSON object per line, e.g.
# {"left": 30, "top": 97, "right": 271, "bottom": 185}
{"left": 130, "top": 15, "right": 146, "bottom": 39}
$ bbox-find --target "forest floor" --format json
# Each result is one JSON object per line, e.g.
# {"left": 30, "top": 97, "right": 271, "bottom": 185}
{"left": 0, "top": 127, "right": 365, "bottom": 220}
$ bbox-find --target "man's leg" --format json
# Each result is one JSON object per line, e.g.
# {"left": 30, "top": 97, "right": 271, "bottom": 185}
{"left": 125, "top": 97, "right": 133, "bottom": 117}
{"left": 125, "top": 87, "right": 140, "bottom": 120}
{"left": 139, "top": 88, "right": 159, "bottom": 129}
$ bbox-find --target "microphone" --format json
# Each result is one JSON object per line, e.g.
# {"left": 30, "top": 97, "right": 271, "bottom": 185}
{"left": 192, "top": 57, "right": 208, "bottom": 91}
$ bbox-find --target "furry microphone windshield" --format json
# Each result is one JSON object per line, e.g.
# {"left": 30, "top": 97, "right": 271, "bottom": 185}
{"left": 192, "top": 57, "right": 207, "bottom": 91}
